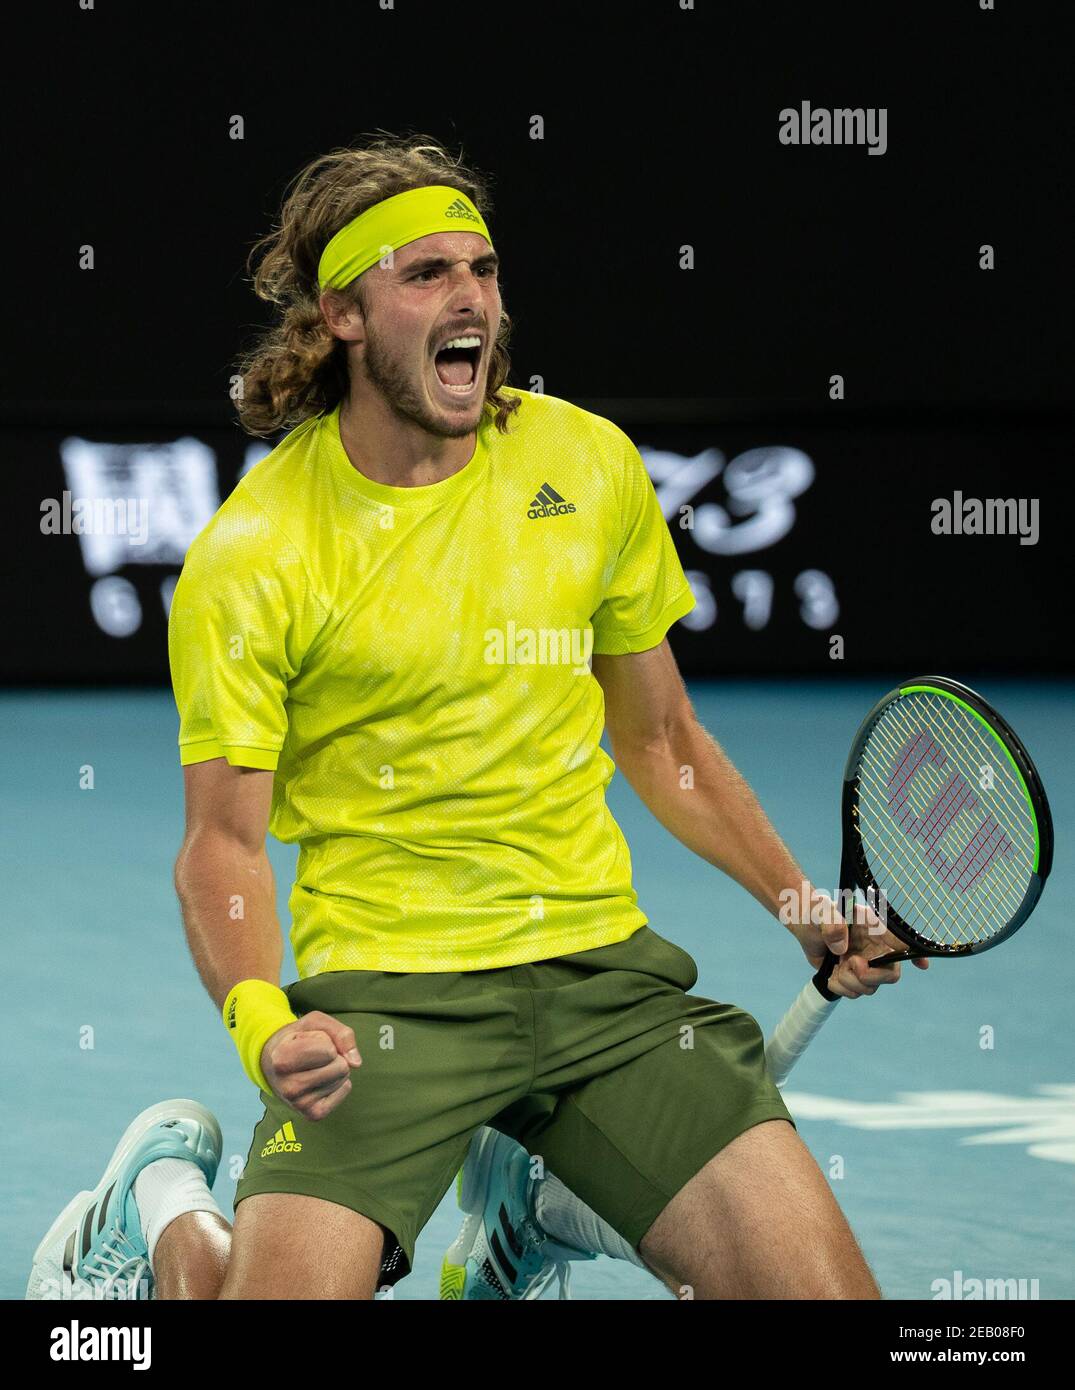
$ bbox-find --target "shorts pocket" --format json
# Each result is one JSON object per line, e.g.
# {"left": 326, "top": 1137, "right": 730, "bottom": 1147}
{"left": 286, "top": 968, "right": 389, "bottom": 1017}
{"left": 637, "top": 926, "right": 699, "bottom": 991}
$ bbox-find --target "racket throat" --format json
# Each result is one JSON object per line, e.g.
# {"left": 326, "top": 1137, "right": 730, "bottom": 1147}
{"left": 870, "top": 947, "right": 928, "bottom": 966}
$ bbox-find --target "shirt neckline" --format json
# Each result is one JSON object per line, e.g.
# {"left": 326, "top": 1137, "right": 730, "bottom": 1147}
{"left": 323, "top": 399, "right": 492, "bottom": 509}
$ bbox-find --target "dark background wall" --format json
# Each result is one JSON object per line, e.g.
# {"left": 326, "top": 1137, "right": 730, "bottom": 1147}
{"left": 5, "top": 0, "right": 1071, "bottom": 679}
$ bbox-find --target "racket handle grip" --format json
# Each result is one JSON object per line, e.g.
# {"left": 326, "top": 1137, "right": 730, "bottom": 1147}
{"left": 813, "top": 949, "right": 841, "bottom": 1002}
{"left": 813, "top": 946, "right": 919, "bottom": 996}
{"left": 766, "top": 976, "right": 839, "bottom": 1086}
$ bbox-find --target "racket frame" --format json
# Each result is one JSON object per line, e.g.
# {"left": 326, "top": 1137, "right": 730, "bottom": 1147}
{"left": 815, "top": 674, "right": 1053, "bottom": 999}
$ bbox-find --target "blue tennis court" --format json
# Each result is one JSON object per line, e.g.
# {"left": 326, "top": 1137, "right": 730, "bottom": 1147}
{"left": 4, "top": 678, "right": 1071, "bottom": 1300}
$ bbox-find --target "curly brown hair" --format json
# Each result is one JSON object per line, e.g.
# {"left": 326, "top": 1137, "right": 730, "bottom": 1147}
{"left": 233, "top": 133, "right": 520, "bottom": 439}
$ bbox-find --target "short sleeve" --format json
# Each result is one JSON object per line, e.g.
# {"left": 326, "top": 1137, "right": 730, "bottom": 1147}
{"left": 168, "top": 488, "right": 326, "bottom": 769}
{"left": 590, "top": 432, "right": 696, "bottom": 654}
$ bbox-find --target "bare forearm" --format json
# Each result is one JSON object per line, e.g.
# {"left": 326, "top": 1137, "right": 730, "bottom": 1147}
{"left": 174, "top": 832, "right": 283, "bottom": 1008}
{"left": 610, "top": 712, "right": 808, "bottom": 920}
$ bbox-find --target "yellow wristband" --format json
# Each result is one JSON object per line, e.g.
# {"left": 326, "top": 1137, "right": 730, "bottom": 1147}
{"left": 222, "top": 979, "right": 298, "bottom": 1093}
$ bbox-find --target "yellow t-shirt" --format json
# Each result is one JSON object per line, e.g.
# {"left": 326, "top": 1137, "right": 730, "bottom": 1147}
{"left": 168, "top": 388, "right": 695, "bottom": 974}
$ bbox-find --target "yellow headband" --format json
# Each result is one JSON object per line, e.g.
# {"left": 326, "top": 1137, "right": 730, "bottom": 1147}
{"left": 317, "top": 185, "right": 494, "bottom": 291}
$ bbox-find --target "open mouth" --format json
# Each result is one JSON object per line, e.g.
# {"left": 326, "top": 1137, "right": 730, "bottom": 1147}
{"left": 433, "top": 335, "right": 482, "bottom": 394}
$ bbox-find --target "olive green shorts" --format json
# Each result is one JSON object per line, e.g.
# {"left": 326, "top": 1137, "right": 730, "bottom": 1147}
{"left": 235, "top": 925, "right": 794, "bottom": 1287}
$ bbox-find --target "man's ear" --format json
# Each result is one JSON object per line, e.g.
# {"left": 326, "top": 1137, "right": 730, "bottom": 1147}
{"left": 319, "top": 288, "right": 365, "bottom": 343}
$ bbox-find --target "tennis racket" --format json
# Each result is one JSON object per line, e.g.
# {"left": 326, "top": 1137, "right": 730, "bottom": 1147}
{"left": 765, "top": 676, "right": 1053, "bottom": 1086}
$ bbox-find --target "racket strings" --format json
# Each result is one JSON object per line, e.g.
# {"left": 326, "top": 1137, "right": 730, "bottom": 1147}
{"left": 878, "top": 706, "right": 1032, "bottom": 875}
{"left": 862, "top": 718, "right": 1029, "bottom": 914}
{"left": 856, "top": 740, "right": 1024, "bottom": 943}
{"left": 882, "top": 697, "right": 1035, "bottom": 889}
{"left": 854, "top": 784, "right": 1001, "bottom": 945}
{"left": 858, "top": 698, "right": 1032, "bottom": 939}
{"left": 900, "top": 698, "right": 1036, "bottom": 919}
{"left": 854, "top": 785, "right": 1012, "bottom": 946}
{"left": 874, "top": 697, "right": 1034, "bottom": 875}
{"left": 853, "top": 732, "right": 979, "bottom": 939}
{"left": 852, "top": 693, "right": 1035, "bottom": 946}
{"left": 853, "top": 779, "right": 1011, "bottom": 946}
{"left": 906, "top": 695, "right": 1037, "bottom": 856}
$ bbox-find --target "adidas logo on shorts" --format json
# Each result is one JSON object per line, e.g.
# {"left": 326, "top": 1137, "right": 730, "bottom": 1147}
{"left": 527, "top": 483, "right": 577, "bottom": 519}
{"left": 261, "top": 1121, "right": 302, "bottom": 1157}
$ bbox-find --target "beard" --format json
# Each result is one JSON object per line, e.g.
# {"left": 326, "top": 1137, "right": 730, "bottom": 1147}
{"left": 362, "top": 321, "right": 482, "bottom": 440}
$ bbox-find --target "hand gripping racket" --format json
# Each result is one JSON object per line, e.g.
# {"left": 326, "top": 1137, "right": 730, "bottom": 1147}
{"left": 765, "top": 676, "right": 1053, "bottom": 1085}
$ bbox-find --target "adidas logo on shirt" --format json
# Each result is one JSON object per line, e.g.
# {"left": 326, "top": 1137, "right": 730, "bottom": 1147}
{"left": 527, "top": 483, "right": 577, "bottom": 519}
{"left": 261, "top": 1121, "right": 302, "bottom": 1157}
{"left": 444, "top": 197, "right": 480, "bottom": 223}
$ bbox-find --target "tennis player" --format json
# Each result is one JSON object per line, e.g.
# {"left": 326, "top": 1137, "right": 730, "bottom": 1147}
{"left": 27, "top": 134, "right": 921, "bottom": 1302}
